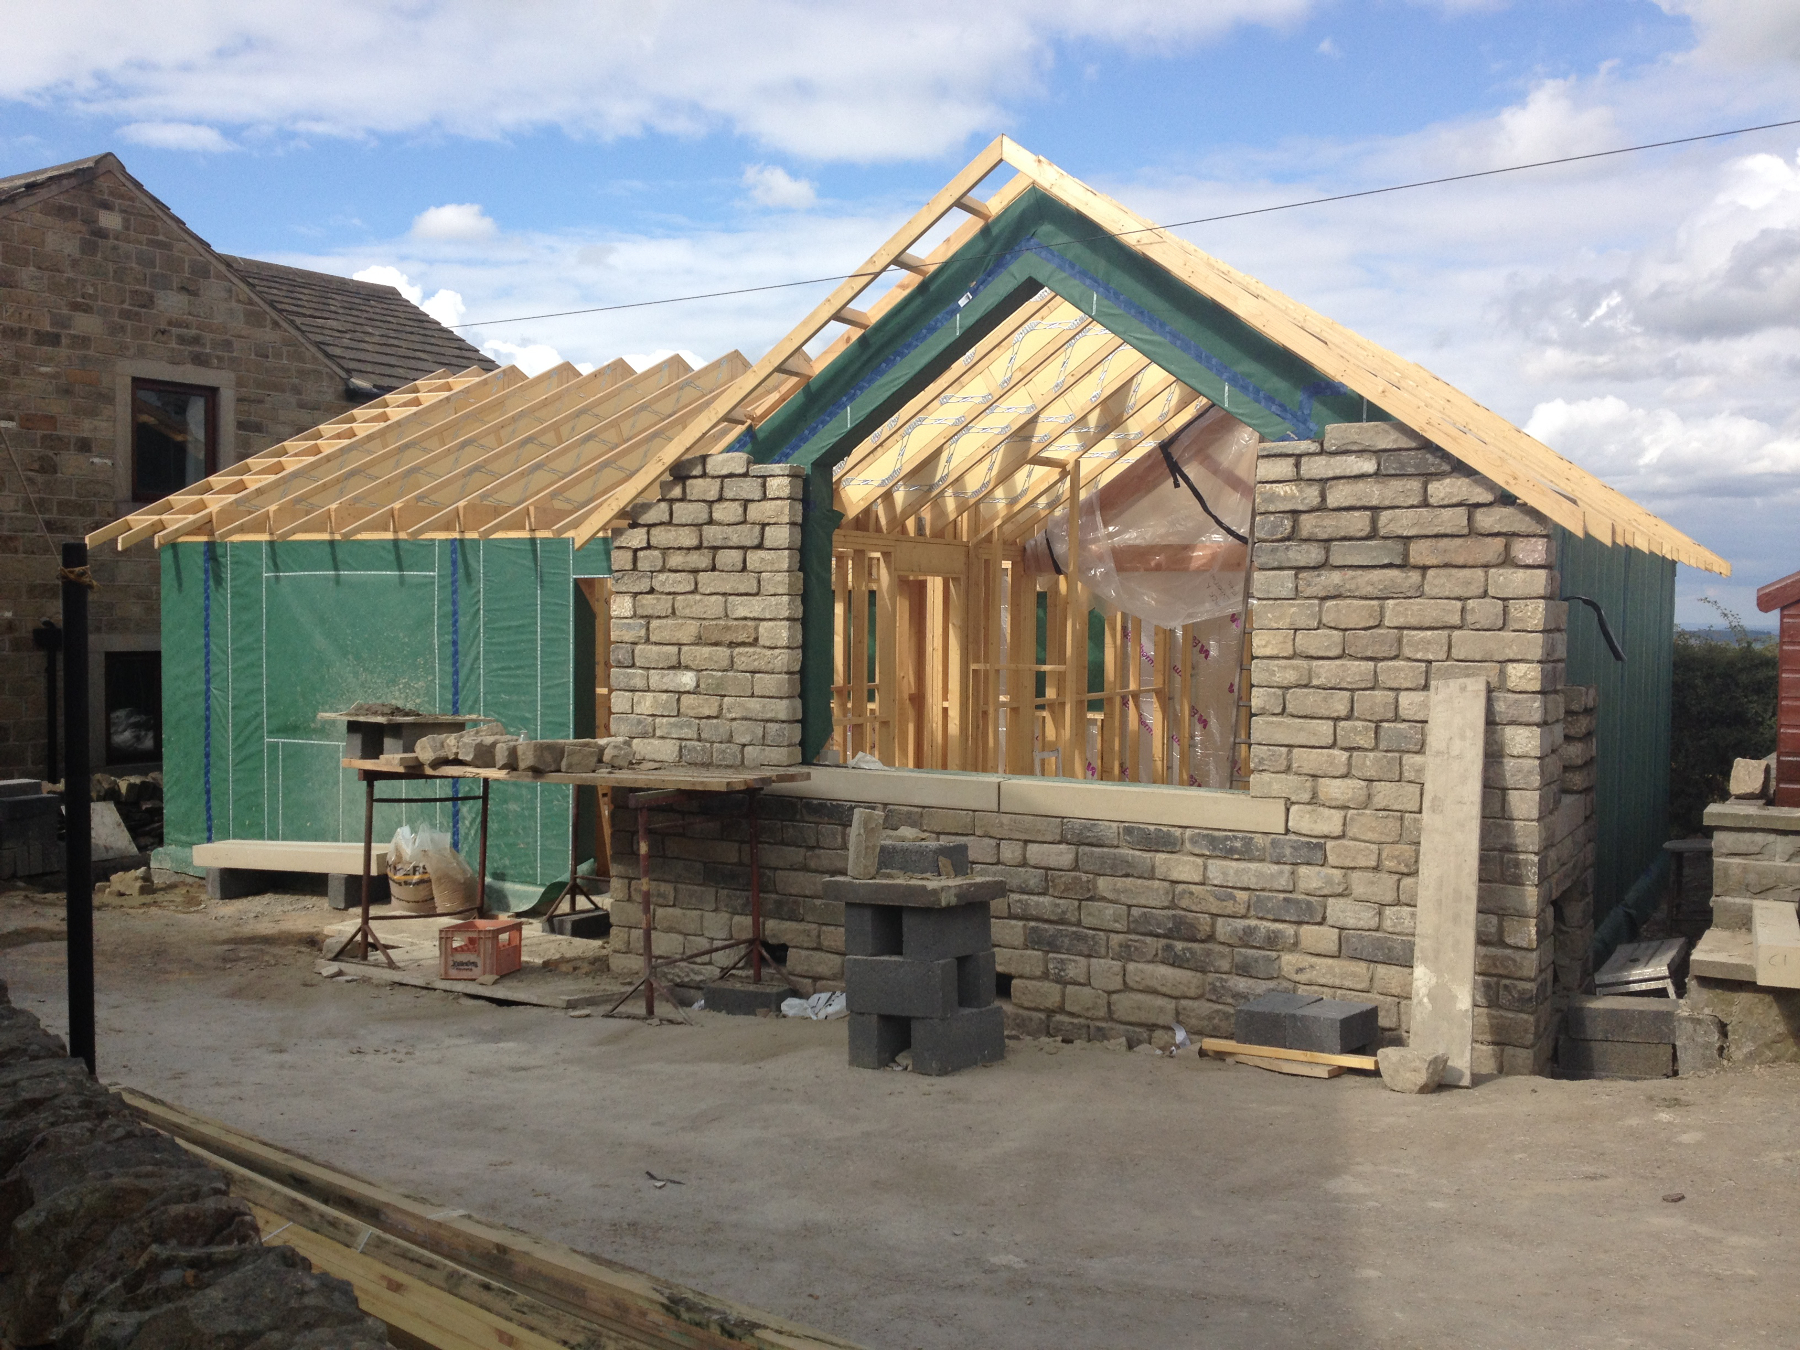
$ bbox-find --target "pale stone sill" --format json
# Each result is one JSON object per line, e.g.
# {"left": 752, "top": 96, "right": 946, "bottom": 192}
{"left": 766, "top": 765, "right": 1288, "bottom": 833}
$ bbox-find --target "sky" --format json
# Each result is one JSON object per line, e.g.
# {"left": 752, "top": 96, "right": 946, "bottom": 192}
{"left": 5, "top": 0, "right": 1799, "bottom": 623}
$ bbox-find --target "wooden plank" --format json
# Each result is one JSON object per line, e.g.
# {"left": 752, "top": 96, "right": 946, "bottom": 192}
{"left": 120, "top": 1092, "right": 866, "bottom": 1350}
{"left": 1221, "top": 1053, "right": 1344, "bottom": 1079}
{"left": 1197, "top": 1039, "right": 1379, "bottom": 1071}
{"left": 875, "top": 551, "right": 899, "bottom": 767}
{"left": 338, "top": 760, "right": 806, "bottom": 794}
{"left": 1410, "top": 676, "right": 1488, "bottom": 1088}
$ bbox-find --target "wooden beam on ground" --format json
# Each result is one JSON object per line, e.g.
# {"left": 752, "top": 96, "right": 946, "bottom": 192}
{"left": 1197, "top": 1039, "right": 1379, "bottom": 1071}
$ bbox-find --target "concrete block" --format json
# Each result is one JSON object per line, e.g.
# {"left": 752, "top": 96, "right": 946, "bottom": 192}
{"left": 1558, "top": 1038, "right": 1674, "bottom": 1079}
{"left": 902, "top": 903, "right": 993, "bottom": 961}
{"left": 0, "top": 779, "right": 42, "bottom": 798}
{"left": 823, "top": 875, "right": 1006, "bottom": 909}
{"left": 543, "top": 909, "right": 611, "bottom": 939}
{"left": 911, "top": 1004, "right": 1006, "bottom": 1075}
{"left": 702, "top": 980, "right": 792, "bottom": 1016}
{"left": 957, "top": 949, "right": 997, "bottom": 1008}
{"left": 877, "top": 839, "right": 970, "bottom": 876}
{"left": 1287, "top": 998, "right": 1379, "bottom": 1053}
{"left": 843, "top": 903, "right": 903, "bottom": 957}
{"left": 327, "top": 873, "right": 390, "bottom": 909}
{"left": 206, "top": 867, "right": 266, "bottom": 901}
{"left": 848, "top": 1012, "right": 911, "bottom": 1069}
{"left": 1235, "top": 991, "right": 1320, "bottom": 1047}
{"left": 1562, "top": 995, "right": 1677, "bottom": 1044}
{"left": 845, "top": 955, "right": 959, "bottom": 1018}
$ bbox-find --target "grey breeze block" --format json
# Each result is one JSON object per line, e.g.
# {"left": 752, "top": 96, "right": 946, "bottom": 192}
{"left": 1235, "top": 991, "right": 1378, "bottom": 1054}
{"left": 327, "top": 872, "right": 391, "bottom": 909}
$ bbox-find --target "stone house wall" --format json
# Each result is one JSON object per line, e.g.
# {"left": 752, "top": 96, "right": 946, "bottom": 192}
{"left": 606, "top": 425, "right": 1600, "bottom": 1075}
{"left": 0, "top": 167, "right": 356, "bottom": 781}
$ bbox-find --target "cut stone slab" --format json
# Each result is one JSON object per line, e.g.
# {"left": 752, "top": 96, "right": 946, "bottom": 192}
{"left": 847, "top": 808, "right": 884, "bottom": 880}
{"left": 844, "top": 955, "right": 958, "bottom": 1019}
{"left": 91, "top": 800, "right": 137, "bottom": 861}
{"left": 822, "top": 875, "right": 1006, "bottom": 909}
{"left": 876, "top": 839, "right": 969, "bottom": 877}
{"left": 1377, "top": 1047, "right": 1447, "bottom": 1094}
{"left": 1287, "top": 999, "right": 1379, "bottom": 1054}
{"left": 1690, "top": 927, "right": 1755, "bottom": 981}
{"left": 1234, "top": 991, "right": 1320, "bottom": 1049}
{"left": 194, "top": 839, "right": 390, "bottom": 873}
{"left": 1563, "top": 995, "right": 1679, "bottom": 1044}
{"left": 702, "top": 980, "right": 792, "bottom": 1016}
{"left": 1558, "top": 1038, "right": 1675, "bottom": 1079}
{"left": 1595, "top": 937, "right": 1686, "bottom": 997}
{"left": 1410, "top": 676, "right": 1488, "bottom": 1088}
{"left": 910, "top": 1004, "right": 1005, "bottom": 1076}
{"left": 1751, "top": 899, "right": 1800, "bottom": 988}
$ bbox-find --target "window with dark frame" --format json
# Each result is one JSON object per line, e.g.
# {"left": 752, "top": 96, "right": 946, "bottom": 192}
{"left": 131, "top": 378, "right": 217, "bottom": 501}
{"left": 104, "top": 650, "right": 162, "bottom": 764}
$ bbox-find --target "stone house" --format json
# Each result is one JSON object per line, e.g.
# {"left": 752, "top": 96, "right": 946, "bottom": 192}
{"left": 102, "top": 139, "right": 1725, "bottom": 1075}
{"left": 0, "top": 152, "right": 494, "bottom": 784}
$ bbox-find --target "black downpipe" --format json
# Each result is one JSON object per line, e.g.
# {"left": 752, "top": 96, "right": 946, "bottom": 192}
{"left": 32, "top": 620, "right": 60, "bottom": 784}
{"left": 1564, "top": 594, "right": 1625, "bottom": 663}
{"left": 60, "top": 543, "right": 95, "bottom": 1077}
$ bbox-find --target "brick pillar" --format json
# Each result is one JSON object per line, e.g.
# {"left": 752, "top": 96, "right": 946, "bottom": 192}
{"left": 1248, "top": 422, "right": 1568, "bottom": 1075}
{"left": 604, "top": 453, "right": 808, "bottom": 976}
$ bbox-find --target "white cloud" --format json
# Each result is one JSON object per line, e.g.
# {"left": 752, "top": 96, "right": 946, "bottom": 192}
{"left": 116, "top": 120, "right": 235, "bottom": 152}
{"left": 411, "top": 203, "right": 497, "bottom": 241}
{"left": 1316, "top": 37, "right": 1340, "bottom": 58}
{"left": 1657, "top": 1, "right": 1800, "bottom": 68}
{"left": 1525, "top": 396, "right": 1800, "bottom": 502}
{"left": 481, "top": 340, "right": 568, "bottom": 376}
{"left": 1, "top": 0, "right": 1315, "bottom": 162}
{"left": 741, "top": 164, "right": 816, "bottom": 210}
{"left": 352, "top": 264, "right": 467, "bottom": 328}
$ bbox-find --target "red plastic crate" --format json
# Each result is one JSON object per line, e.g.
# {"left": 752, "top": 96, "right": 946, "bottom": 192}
{"left": 438, "top": 918, "right": 524, "bottom": 981}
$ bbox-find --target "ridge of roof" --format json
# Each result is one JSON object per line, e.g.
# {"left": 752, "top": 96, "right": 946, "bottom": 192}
{"left": 0, "top": 153, "right": 111, "bottom": 209}
{"left": 221, "top": 254, "right": 499, "bottom": 394}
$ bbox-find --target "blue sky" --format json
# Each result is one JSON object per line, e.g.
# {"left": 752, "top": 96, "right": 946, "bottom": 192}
{"left": 6, "top": 0, "right": 1799, "bottom": 621}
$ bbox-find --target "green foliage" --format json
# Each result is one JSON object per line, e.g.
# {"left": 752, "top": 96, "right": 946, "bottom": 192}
{"left": 1670, "top": 600, "right": 1778, "bottom": 834}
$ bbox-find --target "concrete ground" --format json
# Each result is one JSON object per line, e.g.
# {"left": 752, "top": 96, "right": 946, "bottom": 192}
{"left": 2, "top": 880, "right": 1796, "bottom": 1350}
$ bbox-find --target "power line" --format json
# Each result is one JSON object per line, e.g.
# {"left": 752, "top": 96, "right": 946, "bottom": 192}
{"left": 451, "top": 115, "right": 1800, "bottom": 331}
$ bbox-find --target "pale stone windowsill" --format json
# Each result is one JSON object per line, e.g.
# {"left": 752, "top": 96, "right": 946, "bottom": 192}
{"left": 766, "top": 765, "right": 1288, "bottom": 833}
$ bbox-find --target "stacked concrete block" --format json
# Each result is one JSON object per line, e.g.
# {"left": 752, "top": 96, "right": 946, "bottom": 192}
{"left": 0, "top": 780, "right": 60, "bottom": 879}
{"left": 606, "top": 454, "right": 807, "bottom": 771}
{"left": 1245, "top": 423, "right": 1572, "bottom": 1076}
{"left": 1557, "top": 994, "right": 1676, "bottom": 1078}
{"left": 1234, "top": 990, "right": 1378, "bottom": 1053}
{"left": 826, "top": 868, "right": 1007, "bottom": 1075}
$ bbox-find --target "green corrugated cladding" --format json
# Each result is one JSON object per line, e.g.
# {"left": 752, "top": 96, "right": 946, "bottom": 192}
{"left": 1556, "top": 527, "right": 1675, "bottom": 920}
{"left": 729, "top": 186, "right": 1388, "bottom": 762}
{"left": 160, "top": 537, "right": 599, "bottom": 911}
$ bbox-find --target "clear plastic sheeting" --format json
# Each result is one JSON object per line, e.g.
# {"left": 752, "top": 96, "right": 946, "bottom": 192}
{"left": 1021, "top": 406, "right": 1259, "bottom": 630}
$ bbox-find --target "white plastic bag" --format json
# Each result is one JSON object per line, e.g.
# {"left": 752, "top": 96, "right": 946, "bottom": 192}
{"left": 780, "top": 991, "right": 848, "bottom": 1020}
{"left": 413, "top": 827, "right": 475, "bottom": 914}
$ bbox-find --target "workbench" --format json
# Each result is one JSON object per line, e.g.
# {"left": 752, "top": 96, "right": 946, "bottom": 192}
{"left": 333, "top": 759, "right": 809, "bottom": 1016}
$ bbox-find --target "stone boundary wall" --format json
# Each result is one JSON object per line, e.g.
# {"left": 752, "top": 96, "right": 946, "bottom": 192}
{"left": 608, "top": 424, "right": 1598, "bottom": 1074}
{"left": 0, "top": 983, "right": 382, "bottom": 1346}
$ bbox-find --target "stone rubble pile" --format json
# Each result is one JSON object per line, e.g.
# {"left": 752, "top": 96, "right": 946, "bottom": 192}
{"left": 411, "top": 728, "right": 635, "bottom": 773}
{"left": 0, "top": 985, "right": 384, "bottom": 1348}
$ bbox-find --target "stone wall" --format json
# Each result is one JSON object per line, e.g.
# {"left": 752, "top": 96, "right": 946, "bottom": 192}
{"left": 0, "top": 167, "right": 355, "bottom": 782}
{"left": 607, "top": 424, "right": 1598, "bottom": 1073}
{"left": 606, "top": 453, "right": 806, "bottom": 770}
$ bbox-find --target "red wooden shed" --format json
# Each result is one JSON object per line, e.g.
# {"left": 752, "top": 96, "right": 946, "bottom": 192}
{"left": 1757, "top": 568, "right": 1800, "bottom": 808}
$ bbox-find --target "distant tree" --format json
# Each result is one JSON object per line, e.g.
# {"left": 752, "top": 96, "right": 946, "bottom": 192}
{"left": 1670, "top": 598, "right": 1778, "bottom": 834}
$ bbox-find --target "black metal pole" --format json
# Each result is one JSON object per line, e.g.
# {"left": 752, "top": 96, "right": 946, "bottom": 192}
{"left": 60, "top": 543, "right": 94, "bottom": 1077}
{"left": 33, "top": 620, "right": 60, "bottom": 785}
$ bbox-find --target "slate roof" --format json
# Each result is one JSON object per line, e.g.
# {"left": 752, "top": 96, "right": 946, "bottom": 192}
{"left": 222, "top": 256, "right": 498, "bottom": 393}
{"left": 0, "top": 155, "right": 109, "bottom": 210}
